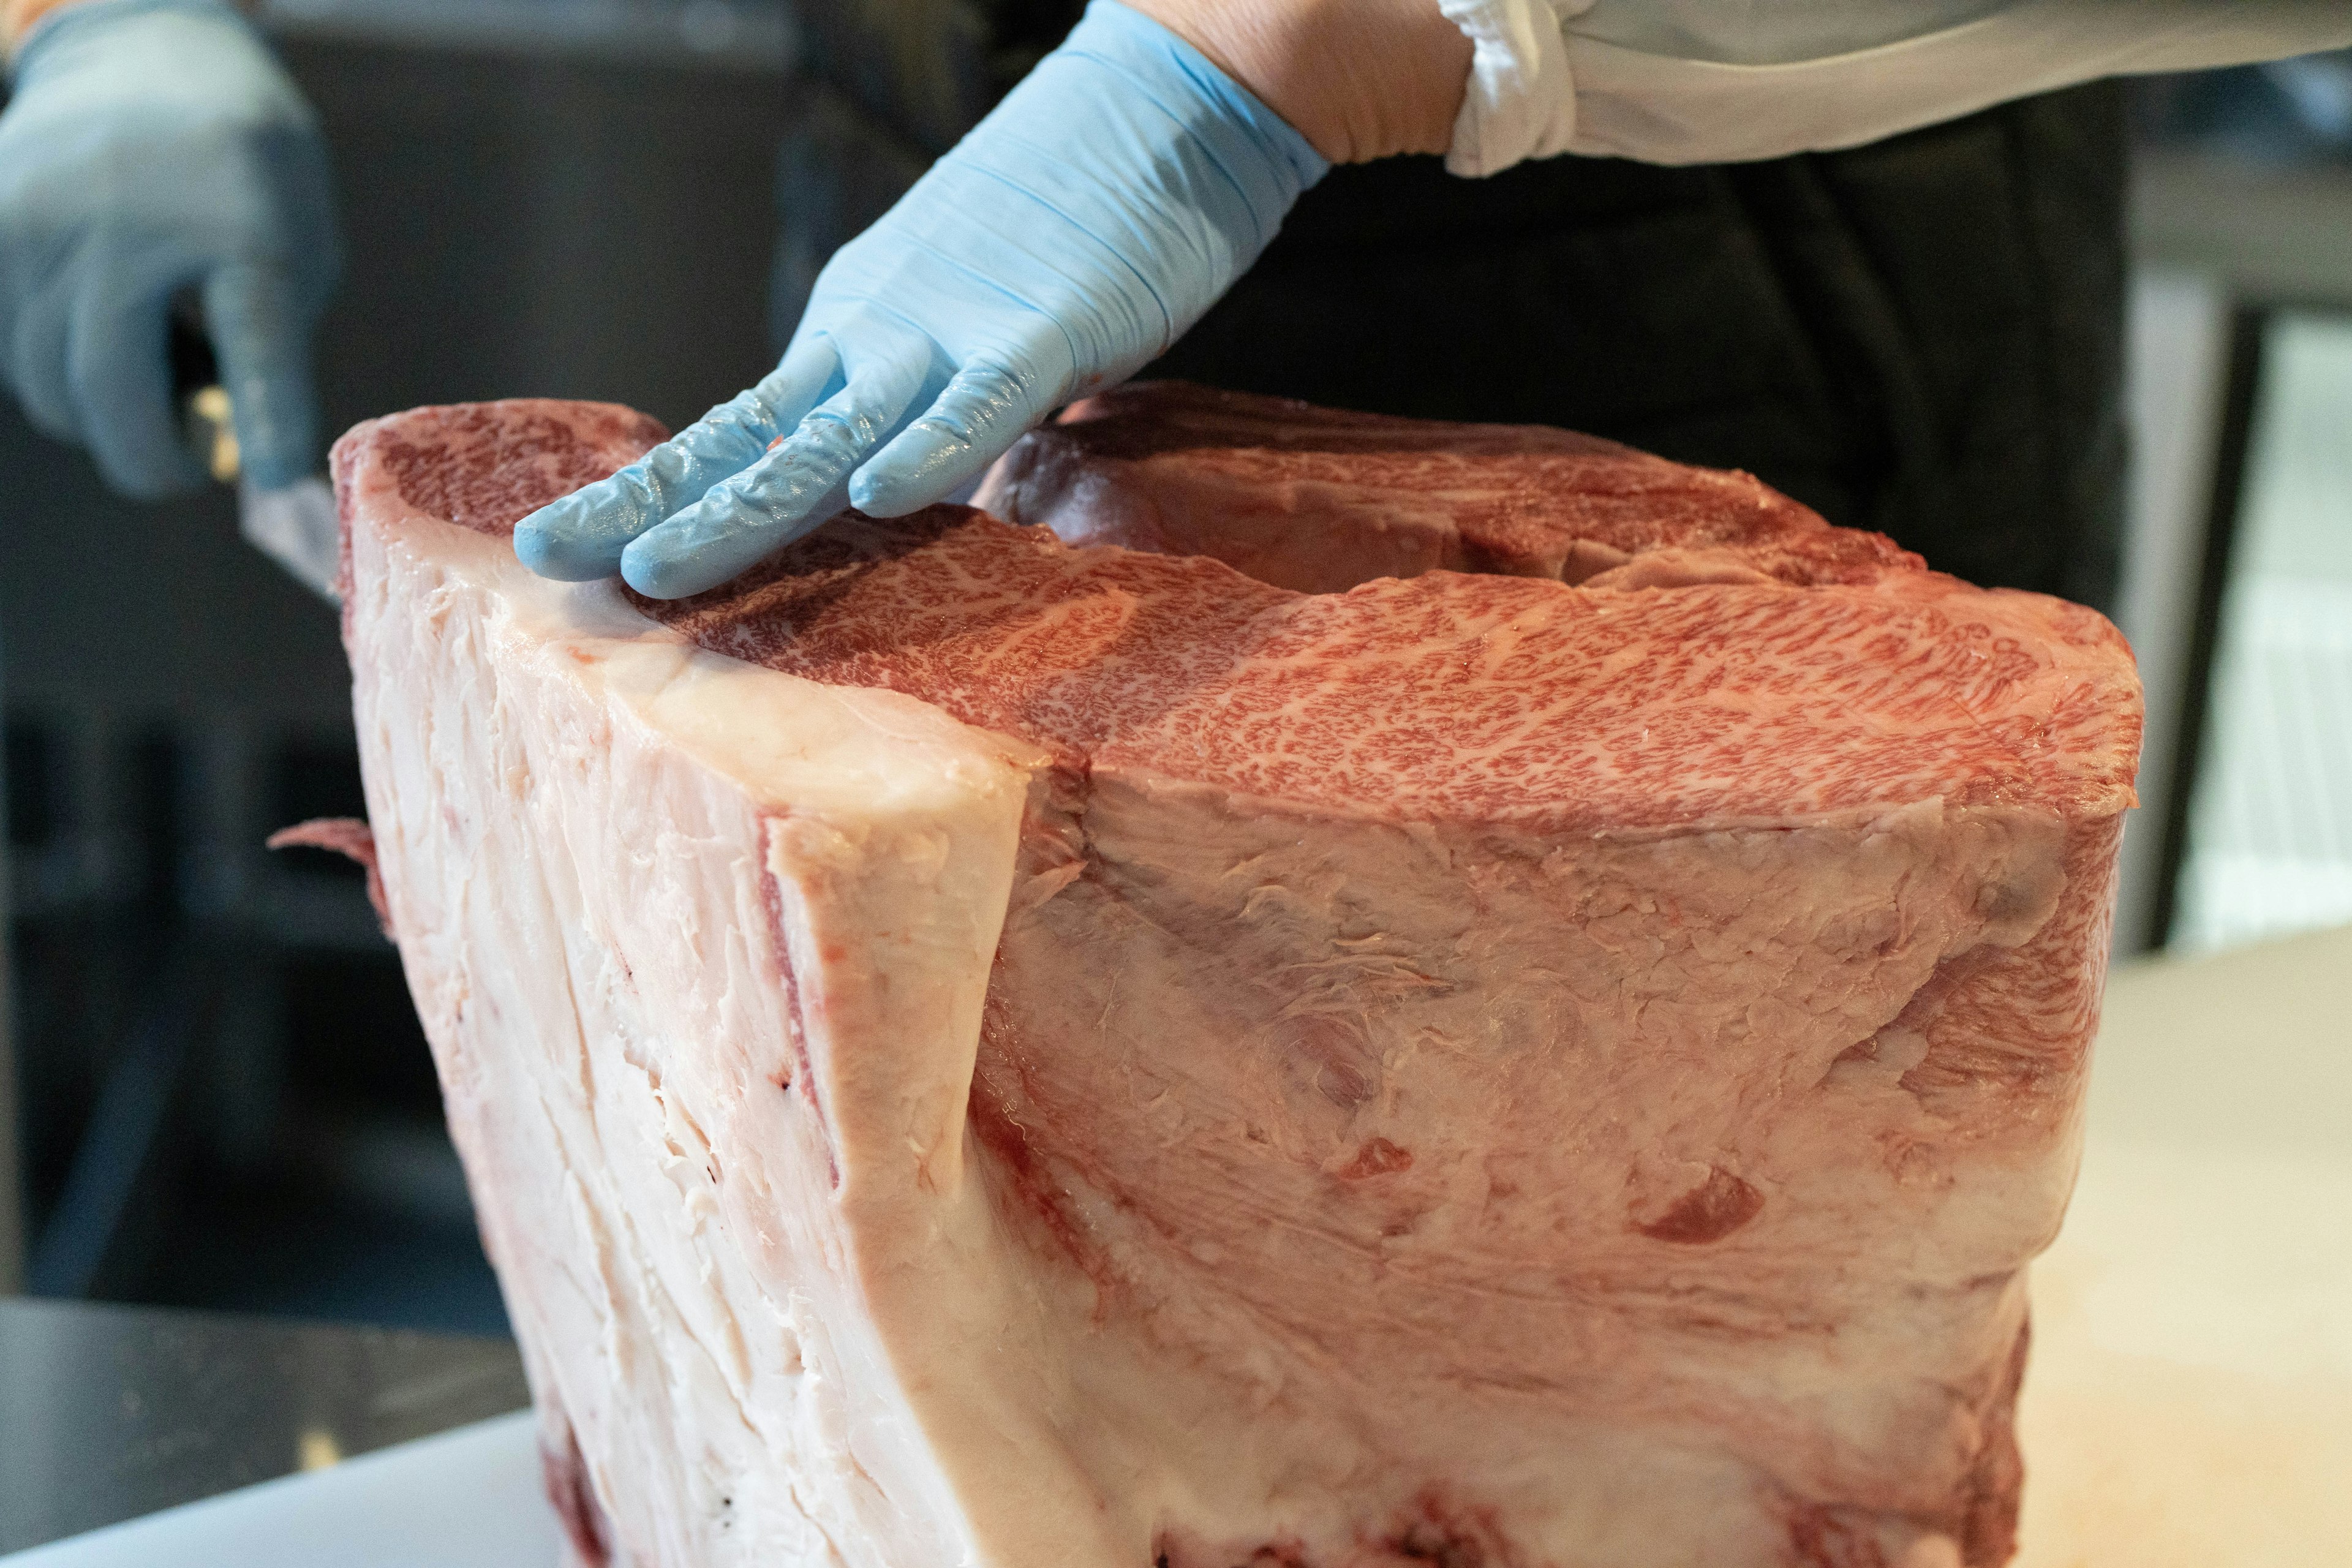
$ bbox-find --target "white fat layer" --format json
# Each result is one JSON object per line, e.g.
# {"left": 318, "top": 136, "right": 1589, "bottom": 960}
{"left": 347, "top": 504, "right": 1134, "bottom": 1567}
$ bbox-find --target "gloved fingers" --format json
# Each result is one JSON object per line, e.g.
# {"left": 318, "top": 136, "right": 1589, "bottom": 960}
{"left": 620, "top": 352, "right": 926, "bottom": 600}
{"left": 204, "top": 261, "right": 322, "bottom": 491}
{"left": 5, "top": 275, "right": 78, "bottom": 446}
{"left": 514, "top": 341, "right": 840, "bottom": 581}
{"left": 848, "top": 356, "right": 1065, "bottom": 518}
{"left": 69, "top": 266, "right": 203, "bottom": 500}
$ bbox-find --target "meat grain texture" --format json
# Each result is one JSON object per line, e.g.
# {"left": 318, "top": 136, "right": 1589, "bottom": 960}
{"left": 328, "top": 384, "right": 2142, "bottom": 1568}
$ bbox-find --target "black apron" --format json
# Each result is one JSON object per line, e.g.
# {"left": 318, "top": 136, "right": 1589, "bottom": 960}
{"left": 779, "top": 4, "right": 2128, "bottom": 612}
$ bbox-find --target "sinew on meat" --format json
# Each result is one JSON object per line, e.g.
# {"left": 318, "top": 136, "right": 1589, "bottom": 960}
{"left": 329, "top": 386, "right": 2141, "bottom": 1568}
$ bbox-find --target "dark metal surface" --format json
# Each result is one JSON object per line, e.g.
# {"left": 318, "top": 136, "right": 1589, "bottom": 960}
{"left": 0, "top": 1298, "right": 529, "bottom": 1553}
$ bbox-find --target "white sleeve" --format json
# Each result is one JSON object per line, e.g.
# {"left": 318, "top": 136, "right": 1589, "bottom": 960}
{"left": 1438, "top": 0, "right": 2352, "bottom": 175}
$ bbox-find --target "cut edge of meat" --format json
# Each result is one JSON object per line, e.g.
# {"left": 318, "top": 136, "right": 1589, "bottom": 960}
{"left": 334, "top": 398, "right": 2138, "bottom": 837}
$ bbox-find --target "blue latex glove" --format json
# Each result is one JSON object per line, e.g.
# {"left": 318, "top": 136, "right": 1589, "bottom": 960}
{"left": 516, "top": 0, "right": 1327, "bottom": 600}
{"left": 0, "top": 0, "right": 338, "bottom": 497}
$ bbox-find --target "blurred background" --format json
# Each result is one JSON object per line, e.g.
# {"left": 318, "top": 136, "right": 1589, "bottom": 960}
{"left": 0, "top": 0, "right": 802, "bottom": 1333}
{"left": 0, "top": 6, "right": 2345, "bottom": 1336}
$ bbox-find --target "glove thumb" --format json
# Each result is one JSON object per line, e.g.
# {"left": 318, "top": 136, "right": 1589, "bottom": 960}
{"left": 204, "top": 262, "right": 322, "bottom": 490}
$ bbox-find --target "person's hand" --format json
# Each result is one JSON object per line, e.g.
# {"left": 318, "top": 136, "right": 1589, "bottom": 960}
{"left": 514, "top": 0, "right": 1327, "bottom": 600}
{"left": 0, "top": 0, "right": 338, "bottom": 497}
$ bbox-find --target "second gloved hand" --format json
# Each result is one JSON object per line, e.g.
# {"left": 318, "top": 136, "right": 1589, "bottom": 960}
{"left": 514, "top": 0, "right": 1328, "bottom": 600}
{"left": 0, "top": 0, "right": 339, "bottom": 498}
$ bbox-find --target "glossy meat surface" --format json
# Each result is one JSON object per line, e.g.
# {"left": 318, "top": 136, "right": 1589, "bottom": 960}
{"left": 641, "top": 503, "right": 2133, "bottom": 832}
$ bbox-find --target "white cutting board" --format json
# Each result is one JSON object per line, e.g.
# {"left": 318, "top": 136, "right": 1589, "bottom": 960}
{"left": 7, "top": 927, "right": 2346, "bottom": 1566}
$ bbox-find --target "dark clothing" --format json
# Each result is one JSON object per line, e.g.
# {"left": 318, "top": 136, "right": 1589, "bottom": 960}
{"left": 778, "top": 6, "right": 2128, "bottom": 611}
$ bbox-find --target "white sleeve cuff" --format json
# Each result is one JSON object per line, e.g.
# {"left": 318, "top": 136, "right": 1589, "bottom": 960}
{"left": 1436, "top": 0, "right": 1591, "bottom": 178}
{"left": 1566, "top": 0, "right": 2352, "bottom": 166}
{"left": 1436, "top": 0, "right": 2352, "bottom": 175}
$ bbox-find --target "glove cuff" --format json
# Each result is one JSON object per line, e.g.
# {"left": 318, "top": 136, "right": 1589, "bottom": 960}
{"left": 1063, "top": 1, "right": 1331, "bottom": 245}
{"left": 8, "top": 0, "right": 252, "bottom": 81}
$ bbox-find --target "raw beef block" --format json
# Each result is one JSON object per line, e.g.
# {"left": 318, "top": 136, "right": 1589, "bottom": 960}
{"left": 330, "top": 387, "right": 2141, "bottom": 1568}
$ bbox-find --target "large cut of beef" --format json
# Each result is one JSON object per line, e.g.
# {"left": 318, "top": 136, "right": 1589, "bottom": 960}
{"left": 326, "top": 383, "right": 2140, "bottom": 1568}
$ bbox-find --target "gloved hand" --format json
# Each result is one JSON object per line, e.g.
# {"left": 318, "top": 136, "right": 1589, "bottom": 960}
{"left": 515, "top": 0, "right": 1327, "bottom": 600}
{"left": 0, "top": 0, "right": 338, "bottom": 497}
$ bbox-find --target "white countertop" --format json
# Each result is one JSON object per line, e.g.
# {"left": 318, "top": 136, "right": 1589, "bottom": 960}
{"left": 2018, "top": 922, "right": 2352, "bottom": 1565}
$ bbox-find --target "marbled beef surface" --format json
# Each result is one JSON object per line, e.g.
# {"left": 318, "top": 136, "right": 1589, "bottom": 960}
{"left": 330, "top": 386, "right": 2139, "bottom": 1568}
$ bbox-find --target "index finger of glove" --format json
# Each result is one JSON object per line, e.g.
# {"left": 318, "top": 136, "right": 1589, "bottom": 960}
{"left": 205, "top": 261, "right": 322, "bottom": 491}
{"left": 513, "top": 342, "right": 839, "bottom": 581}
{"left": 620, "top": 349, "right": 927, "bottom": 600}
